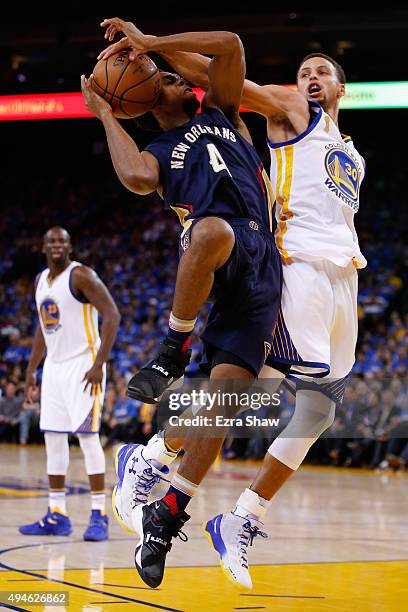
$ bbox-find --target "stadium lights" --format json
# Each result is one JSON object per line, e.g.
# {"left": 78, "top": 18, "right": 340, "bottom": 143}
{"left": 1, "top": 82, "right": 407, "bottom": 121}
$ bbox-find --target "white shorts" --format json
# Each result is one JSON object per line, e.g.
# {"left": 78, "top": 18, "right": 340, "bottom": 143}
{"left": 269, "top": 259, "right": 358, "bottom": 379}
{"left": 40, "top": 350, "right": 106, "bottom": 434}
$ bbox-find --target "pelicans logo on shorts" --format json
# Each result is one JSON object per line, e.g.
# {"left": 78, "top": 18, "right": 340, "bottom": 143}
{"left": 324, "top": 147, "right": 360, "bottom": 210}
{"left": 40, "top": 298, "right": 61, "bottom": 333}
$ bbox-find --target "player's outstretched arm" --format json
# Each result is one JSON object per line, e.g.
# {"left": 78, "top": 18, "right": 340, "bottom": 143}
{"left": 241, "top": 80, "right": 309, "bottom": 125}
{"left": 97, "top": 38, "right": 211, "bottom": 90}
{"left": 100, "top": 19, "right": 244, "bottom": 117}
{"left": 97, "top": 21, "right": 308, "bottom": 129}
{"left": 80, "top": 74, "right": 160, "bottom": 195}
{"left": 72, "top": 266, "right": 121, "bottom": 395}
{"left": 159, "top": 53, "right": 309, "bottom": 129}
{"left": 156, "top": 50, "right": 309, "bottom": 130}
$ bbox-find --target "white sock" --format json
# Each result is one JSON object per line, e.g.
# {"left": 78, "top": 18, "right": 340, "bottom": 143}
{"left": 234, "top": 488, "right": 269, "bottom": 522}
{"left": 49, "top": 489, "right": 66, "bottom": 514}
{"left": 91, "top": 491, "right": 106, "bottom": 513}
{"left": 143, "top": 433, "right": 178, "bottom": 467}
{"left": 171, "top": 473, "right": 198, "bottom": 498}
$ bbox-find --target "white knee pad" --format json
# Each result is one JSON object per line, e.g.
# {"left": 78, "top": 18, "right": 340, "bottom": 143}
{"left": 268, "top": 388, "right": 335, "bottom": 471}
{"left": 45, "top": 432, "right": 69, "bottom": 475}
{"left": 77, "top": 434, "right": 105, "bottom": 475}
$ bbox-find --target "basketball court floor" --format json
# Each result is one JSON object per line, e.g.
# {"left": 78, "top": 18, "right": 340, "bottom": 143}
{"left": 0, "top": 444, "right": 407, "bottom": 611}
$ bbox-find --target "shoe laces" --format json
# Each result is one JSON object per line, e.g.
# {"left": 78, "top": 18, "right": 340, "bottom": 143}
{"left": 237, "top": 520, "right": 268, "bottom": 569}
{"left": 152, "top": 506, "right": 189, "bottom": 546}
{"left": 169, "top": 525, "right": 188, "bottom": 542}
{"left": 158, "top": 525, "right": 188, "bottom": 551}
{"left": 90, "top": 513, "right": 106, "bottom": 526}
{"left": 131, "top": 466, "right": 169, "bottom": 508}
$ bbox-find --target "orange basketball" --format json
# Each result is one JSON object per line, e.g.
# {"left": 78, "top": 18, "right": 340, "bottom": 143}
{"left": 91, "top": 49, "right": 161, "bottom": 119}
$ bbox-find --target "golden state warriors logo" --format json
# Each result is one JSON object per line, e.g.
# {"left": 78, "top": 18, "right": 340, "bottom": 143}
{"left": 324, "top": 147, "right": 360, "bottom": 210}
{"left": 40, "top": 299, "right": 61, "bottom": 333}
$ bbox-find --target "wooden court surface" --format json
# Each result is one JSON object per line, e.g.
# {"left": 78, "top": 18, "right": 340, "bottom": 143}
{"left": 0, "top": 444, "right": 407, "bottom": 611}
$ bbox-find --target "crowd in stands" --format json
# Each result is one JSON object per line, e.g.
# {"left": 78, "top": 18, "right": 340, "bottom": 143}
{"left": 1, "top": 145, "right": 407, "bottom": 471}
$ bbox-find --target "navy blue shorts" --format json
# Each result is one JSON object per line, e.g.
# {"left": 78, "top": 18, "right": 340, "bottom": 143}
{"left": 192, "top": 218, "right": 282, "bottom": 377}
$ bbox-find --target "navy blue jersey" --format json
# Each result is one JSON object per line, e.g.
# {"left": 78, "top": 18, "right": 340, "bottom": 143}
{"left": 145, "top": 107, "right": 274, "bottom": 231}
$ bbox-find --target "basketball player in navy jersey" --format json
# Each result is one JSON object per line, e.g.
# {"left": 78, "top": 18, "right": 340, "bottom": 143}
{"left": 81, "top": 19, "right": 281, "bottom": 586}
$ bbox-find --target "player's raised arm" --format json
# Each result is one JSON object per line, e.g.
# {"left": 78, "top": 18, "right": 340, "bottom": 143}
{"left": 98, "top": 39, "right": 211, "bottom": 91}
{"left": 154, "top": 49, "right": 309, "bottom": 125}
{"left": 80, "top": 74, "right": 160, "bottom": 195}
{"left": 159, "top": 54, "right": 308, "bottom": 128}
{"left": 97, "top": 22, "right": 308, "bottom": 129}
{"left": 100, "top": 19, "right": 245, "bottom": 120}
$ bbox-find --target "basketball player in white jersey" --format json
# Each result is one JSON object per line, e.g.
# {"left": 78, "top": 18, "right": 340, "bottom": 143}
{"left": 19, "top": 226, "right": 120, "bottom": 541}
{"left": 98, "top": 29, "right": 366, "bottom": 586}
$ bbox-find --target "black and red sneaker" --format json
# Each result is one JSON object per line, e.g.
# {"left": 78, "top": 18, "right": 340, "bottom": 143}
{"left": 133, "top": 499, "right": 190, "bottom": 588}
{"left": 127, "top": 339, "right": 191, "bottom": 404}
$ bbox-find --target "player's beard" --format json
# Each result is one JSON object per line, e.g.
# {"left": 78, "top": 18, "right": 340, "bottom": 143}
{"left": 183, "top": 96, "right": 200, "bottom": 118}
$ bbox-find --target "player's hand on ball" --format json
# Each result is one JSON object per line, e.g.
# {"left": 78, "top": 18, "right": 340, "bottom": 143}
{"left": 100, "top": 17, "right": 151, "bottom": 54}
{"left": 97, "top": 35, "right": 157, "bottom": 62}
{"left": 81, "top": 74, "right": 112, "bottom": 119}
{"left": 97, "top": 36, "right": 131, "bottom": 61}
{"left": 82, "top": 363, "right": 104, "bottom": 396}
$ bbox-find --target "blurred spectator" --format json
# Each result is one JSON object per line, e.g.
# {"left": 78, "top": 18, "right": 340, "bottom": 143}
{"left": 0, "top": 381, "right": 23, "bottom": 443}
{"left": 20, "top": 386, "right": 41, "bottom": 445}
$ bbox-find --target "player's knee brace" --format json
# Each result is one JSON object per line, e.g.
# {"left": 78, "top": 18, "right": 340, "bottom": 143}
{"left": 268, "top": 388, "right": 335, "bottom": 471}
{"left": 45, "top": 432, "right": 69, "bottom": 475}
{"left": 77, "top": 434, "right": 105, "bottom": 475}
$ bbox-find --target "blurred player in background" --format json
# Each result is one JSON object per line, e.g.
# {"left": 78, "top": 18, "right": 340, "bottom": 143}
{"left": 82, "top": 18, "right": 281, "bottom": 586}
{"left": 99, "top": 26, "right": 367, "bottom": 588}
{"left": 19, "top": 226, "right": 120, "bottom": 541}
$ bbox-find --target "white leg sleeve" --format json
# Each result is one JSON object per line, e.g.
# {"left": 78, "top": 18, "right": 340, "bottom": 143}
{"left": 77, "top": 434, "right": 106, "bottom": 475}
{"left": 45, "top": 432, "right": 69, "bottom": 475}
{"left": 268, "top": 388, "right": 335, "bottom": 471}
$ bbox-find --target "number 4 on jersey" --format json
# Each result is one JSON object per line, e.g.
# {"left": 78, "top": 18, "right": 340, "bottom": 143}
{"left": 206, "top": 143, "right": 232, "bottom": 176}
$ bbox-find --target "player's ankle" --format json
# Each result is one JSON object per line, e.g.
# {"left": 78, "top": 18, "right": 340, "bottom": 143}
{"left": 234, "top": 488, "right": 269, "bottom": 522}
{"left": 166, "top": 312, "right": 196, "bottom": 352}
{"left": 144, "top": 433, "right": 179, "bottom": 467}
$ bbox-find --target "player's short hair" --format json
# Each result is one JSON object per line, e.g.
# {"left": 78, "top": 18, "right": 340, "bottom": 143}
{"left": 44, "top": 226, "right": 71, "bottom": 241}
{"left": 297, "top": 53, "right": 346, "bottom": 84}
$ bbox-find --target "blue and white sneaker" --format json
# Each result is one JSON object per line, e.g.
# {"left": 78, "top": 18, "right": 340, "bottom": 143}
{"left": 83, "top": 509, "right": 109, "bottom": 541}
{"left": 19, "top": 509, "right": 72, "bottom": 536}
{"left": 112, "top": 444, "right": 169, "bottom": 535}
{"left": 203, "top": 512, "right": 268, "bottom": 590}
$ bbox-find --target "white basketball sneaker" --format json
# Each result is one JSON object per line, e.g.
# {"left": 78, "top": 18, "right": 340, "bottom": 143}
{"left": 203, "top": 512, "right": 267, "bottom": 590}
{"left": 112, "top": 444, "right": 169, "bottom": 534}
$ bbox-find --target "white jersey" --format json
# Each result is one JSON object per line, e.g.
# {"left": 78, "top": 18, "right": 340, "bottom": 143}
{"left": 35, "top": 261, "right": 100, "bottom": 363}
{"left": 268, "top": 101, "right": 367, "bottom": 269}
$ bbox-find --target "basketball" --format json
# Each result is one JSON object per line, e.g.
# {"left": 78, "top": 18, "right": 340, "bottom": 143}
{"left": 91, "top": 49, "right": 161, "bottom": 119}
